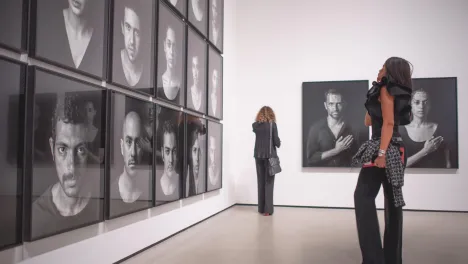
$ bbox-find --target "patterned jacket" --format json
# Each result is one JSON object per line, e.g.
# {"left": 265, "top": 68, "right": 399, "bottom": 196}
{"left": 352, "top": 138, "right": 406, "bottom": 207}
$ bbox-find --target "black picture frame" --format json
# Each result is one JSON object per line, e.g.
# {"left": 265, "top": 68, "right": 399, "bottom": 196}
{"left": 154, "top": 105, "right": 184, "bottom": 205}
{"left": 163, "top": 0, "right": 187, "bottom": 19}
{"left": 208, "top": 0, "right": 223, "bottom": 53}
{"left": 187, "top": 0, "right": 208, "bottom": 38}
{"left": 401, "top": 77, "right": 459, "bottom": 169}
{"left": 206, "top": 120, "right": 222, "bottom": 192}
{"left": 0, "top": 56, "right": 27, "bottom": 251}
{"left": 0, "top": 0, "right": 29, "bottom": 52}
{"left": 108, "top": 0, "right": 157, "bottom": 97}
{"left": 207, "top": 46, "right": 223, "bottom": 120}
{"left": 156, "top": 1, "right": 187, "bottom": 107}
{"left": 302, "top": 80, "right": 370, "bottom": 168}
{"left": 186, "top": 28, "right": 207, "bottom": 114}
{"left": 183, "top": 113, "right": 207, "bottom": 198}
{"left": 106, "top": 91, "right": 154, "bottom": 220}
{"left": 24, "top": 66, "right": 107, "bottom": 242}
{"left": 30, "top": 0, "right": 108, "bottom": 80}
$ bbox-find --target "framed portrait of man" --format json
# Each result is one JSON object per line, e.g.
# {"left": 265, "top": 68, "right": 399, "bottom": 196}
{"left": 0, "top": 0, "right": 28, "bottom": 52}
{"left": 32, "top": 0, "right": 107, "bottom": 79}
{"left": 184, "top": 114, "right": 206, "bottom": 197}
{"left": 188, "top": 0, "right": 207, "bottom": 37}
{"left": 110, "top": 0, "right": 155, "bottom": 96}
{"left": 302, "top": 80, "right": 369, "bottom": 168}
{"left": 206, "top": 120, "right": 222, "bottom": 192}
{"left": 157, "top": 2, "right": 186, "bottom": 107}
{"left": 208, "top": 0, "right": 223, "bottom": 52}
{"left": 164, "top": 0, "right": 186, "bottom": 18}
{"left": 207, "top": 46, "right": 223, "bottom": 120}
{"left": 107, "top": 92, "right": 154, "bottom": 219}
{"left": 155, "top": 105, "right": 184, "bottom": 205}
{"left": 0, "top": 57, "right": 26, "bottom": 250}
{"left": 400, "top": 77, "right": 459, "bottom": 169}
{"left": 186, "top": 28, "right": 207, "bottom": 114}
{"left": 26, "top": 67, "right": 106, "bottom": 241}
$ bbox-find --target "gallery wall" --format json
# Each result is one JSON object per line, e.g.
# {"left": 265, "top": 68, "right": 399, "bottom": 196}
{"left": 0, "top": 0, "right": 237, "bottom": 263}
{"left": 234, "top": 0, "right": 468, "bottom": 211}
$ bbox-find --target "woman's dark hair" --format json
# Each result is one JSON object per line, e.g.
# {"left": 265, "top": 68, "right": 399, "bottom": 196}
{"left": 384, "top": 57, "right": 413, "bottom": 88}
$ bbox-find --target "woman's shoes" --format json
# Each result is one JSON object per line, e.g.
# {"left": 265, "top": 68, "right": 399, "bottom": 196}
{"left": 263, "top": 213, "right": 270, "bottom": 216}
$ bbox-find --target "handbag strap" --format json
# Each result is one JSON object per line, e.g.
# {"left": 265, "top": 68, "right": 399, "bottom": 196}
{"left": 269, "top": 122, "right": 272, "bottom": 155}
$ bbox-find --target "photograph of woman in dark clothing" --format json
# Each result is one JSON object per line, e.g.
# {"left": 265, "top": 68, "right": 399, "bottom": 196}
{"left": 252, "top": 106, "right": 281, "bottom": 216}
{"left": 352, "top": 57, "right": 413, "bottom": 264}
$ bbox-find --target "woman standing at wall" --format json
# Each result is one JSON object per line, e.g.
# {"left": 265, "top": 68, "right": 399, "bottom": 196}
{"left": 252, "top": 106, "right": 281, "bottom": 216}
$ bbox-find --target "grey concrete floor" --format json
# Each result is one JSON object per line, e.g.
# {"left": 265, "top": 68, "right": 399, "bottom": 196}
{"left": 122, "top": 205, "right": 468, "bottom": 264}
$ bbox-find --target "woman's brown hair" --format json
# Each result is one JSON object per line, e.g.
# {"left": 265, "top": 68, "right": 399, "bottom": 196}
{"left": 255, "top": 106, "right": 276, "bottom": 123}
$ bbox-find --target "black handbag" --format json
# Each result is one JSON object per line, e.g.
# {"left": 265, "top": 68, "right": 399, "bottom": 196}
{"left": 268, "top": 122, "right": 282, "bottom": 176}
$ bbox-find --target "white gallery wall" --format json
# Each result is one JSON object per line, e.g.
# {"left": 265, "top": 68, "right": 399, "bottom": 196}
{"left": 234, "top": 0, "right": 468, "bottom": 211}
{"left": 0, "top": 0, "right": 238, "bottom": 263}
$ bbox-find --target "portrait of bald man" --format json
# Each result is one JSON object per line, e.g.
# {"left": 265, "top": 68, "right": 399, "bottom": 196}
{"left": 188, "top": 0, "right": 207, "bottom": 36}
{"left": 108, "top": 95, "right": 152, "bottom": 219}
{"left": 208, "top": 47, "right": 223, "bottom": 119}
{"left": 209, "top": 0, "right": 223, "bottom": 50}
{"left": 112, "top": 0, "right": 154, "bottom": 95}
{"left": 157, "top": 2, "right": 186, "bottom": 106}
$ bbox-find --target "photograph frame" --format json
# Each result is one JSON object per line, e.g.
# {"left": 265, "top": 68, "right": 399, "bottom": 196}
{"left": 302, "top": 79, "right": 370, "bottom": 168}
{"left": 205, "top": 119, "right": 222, "bottom": 193}
{"left": 0, "top": 56, "right": 27, "bottom": 251}
{"left": 207, "top": 0, "right": 223, "bottom": 54}
{"left": 29, "top": 0, "right": 110, "bottom": 81}
{"left": 24, "top": 66, "right": 107, "bottom": 242}
{"left": 105, "top": 90, "right": 155, "bottom": 220}
{"left": 207, "top": 45, "right": 223, "bottom": 120}
{"left": 187, "top": 0, "right": 208, "bottom": 38}
{"left": 156, "top": 1, "right": 187, "bottom": 108}
{"left": 107, "top": 0, "right": 158, "bottom": 97}
{"left": 0, "top": 0, "right": 30, "bottom": 53}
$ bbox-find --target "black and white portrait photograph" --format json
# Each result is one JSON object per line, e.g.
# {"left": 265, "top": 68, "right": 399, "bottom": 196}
{"left": 155, "top": 106, "right": 184, "bottom": 204}
{"left": 111, "top": 0, "right": 155, "bottom": 95}
{"left": 400, "top": 77, "right": 459, "bottom": 169}
{"left": 208, "top": 47, "right": 223, "bottom": 119}
{"left": 157, "top": 2, "right": 186, "bottom": 107}
{"left": 29, "top": 68, "right": 106, "bottom": 241}
{"left": 207, "top": 121, "right": 222, "bottom": 192}
{"left": 186, "top": 28, "right": 207, "bottom": 114}
{"left": 33, "top": 0, "right": 106, "bottom": 78}
{"left": 184, "top": 115, "right": 207, "bottom": 197}
{"left": 108, "top": 93, "right": 153, "bottom": 219}
{"left": 302, "top": 81, "right": 369, "bottom": 168}
{"left": 188, "top": 0, "right": 207, "bottom": 36}
{"left": 0, "top": 58, "right": 25, "bottom": 249}
{"left": 165, "top": 0, "right": 186, "bottom": 17}
{"left": 208, "top": 0, "right": 223, "bottom": 51}
{"left": 0, "top": 0, "right": 27, "bottom": 51}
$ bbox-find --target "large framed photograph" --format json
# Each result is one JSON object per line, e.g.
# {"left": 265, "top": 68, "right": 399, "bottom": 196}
{"left": 302, "top": 80, "right": 369, "bottom": 168}
{"left": 206, "top": 121, "right": 222, "bottom": 192}
{"left": 0, "top": 57, "right": 26, "bottom": 250}
{"left": 110, "top": 0, "right": 156, "bottom": 96}
{"left": 208, "top": 0, "right": 223, "bottom": 52}
{"left": 186, "top": 28, "right": 207, "bottom": 114}
{"left": 31, "top": 0, "right": 107, "bottom": 79}
{"left": 107, "top": 92, "right": 154, "bottom": 219}
{"left": 26, "top": 67, "right": 106, "bottom": 241}
{"left": 184, "top": 114, "right": 206, "bottom": 197}
{"left": 188, "top": 0, "right": 207, "bottom": 37}
{"left": 207, "top": 46, "right": 222, "bottom": 119}
{"left": 400, "top": 77, "right": 459, "bottom": 169}
{"left": 156, "top": 2, "right": 186, "bottom": 107}
{"left": 164, "top": 0, "right": 186, "bottom": 18}
{"left": 155, "top": 105, "right": 184, "bottom": 205}
{"left": 0, "top": 0, "right": 28, "bottom": 52}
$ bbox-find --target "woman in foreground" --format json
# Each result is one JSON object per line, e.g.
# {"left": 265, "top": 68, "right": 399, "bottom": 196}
{"left": 352, "top": 57, "right": 413, "bottom": 264}
{"left": 252, "top": 106, "right": 281, "bottom": 216}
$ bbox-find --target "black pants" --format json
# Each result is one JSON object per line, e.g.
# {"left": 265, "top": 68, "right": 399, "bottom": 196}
{"left": 354, "top": 166, "right": 403, "bottom": 264}
{"left": 255, "top": 158, "right": 275, "bottom": 214}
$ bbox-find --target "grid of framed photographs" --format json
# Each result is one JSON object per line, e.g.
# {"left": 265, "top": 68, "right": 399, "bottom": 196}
{"left": 0, "top": 0, "right": 224, "bottom": 250}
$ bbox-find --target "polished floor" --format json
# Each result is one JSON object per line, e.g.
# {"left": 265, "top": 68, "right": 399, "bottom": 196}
{"left": 122, "top": 205, "right": 468, "bottom": 264}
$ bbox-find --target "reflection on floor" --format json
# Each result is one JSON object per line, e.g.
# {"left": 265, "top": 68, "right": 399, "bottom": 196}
{"left": 122, "top": 205, "right": 468, "bottom": 264}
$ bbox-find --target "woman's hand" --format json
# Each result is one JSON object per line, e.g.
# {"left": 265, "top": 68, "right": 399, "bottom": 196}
{"left": 422, "top": 136, "right": 443, "bottom": 155}
{"left": 374, "top": 155, "right": 386, "bottom": 168}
